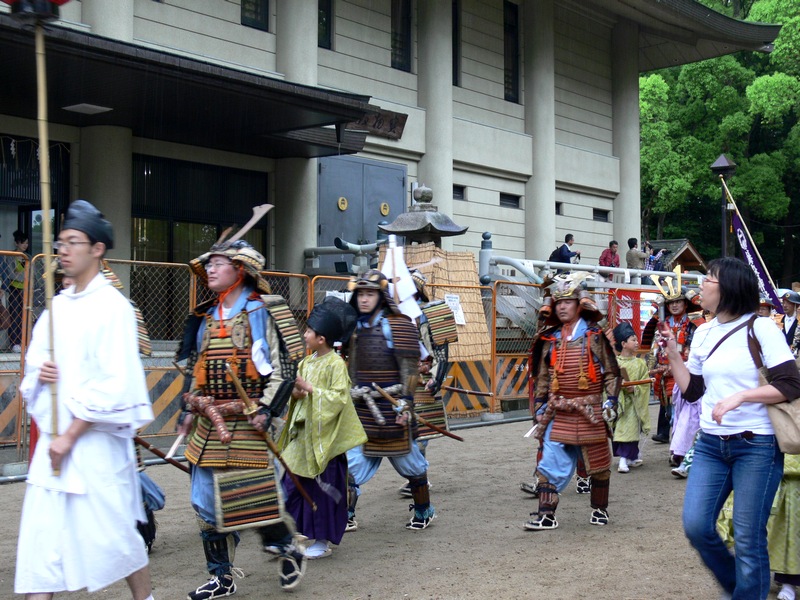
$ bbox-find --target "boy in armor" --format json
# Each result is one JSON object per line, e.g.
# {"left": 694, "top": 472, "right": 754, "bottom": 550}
{"left": 177, "top": 234, "right": 307, "bottom": 598}
{"left": 524, "top": 274, "right": 621, "bottom": 530}
{"left": 345, "top": 269, "right": 436, "bottom": 530}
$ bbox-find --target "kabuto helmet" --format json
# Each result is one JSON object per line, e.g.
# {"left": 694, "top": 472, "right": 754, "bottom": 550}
{"left": 347, "top": 268, "right": 401, "bottom": 314}
{"left": 190, "top": 205, "right": 274, "bottom": 295}
{"left": 539, "top": 272, "right": 602, "bottom": 327}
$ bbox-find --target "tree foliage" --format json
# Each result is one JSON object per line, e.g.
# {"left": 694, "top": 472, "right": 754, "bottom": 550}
{"left": 639, "top": 0, "right": 800, "bottom": 284}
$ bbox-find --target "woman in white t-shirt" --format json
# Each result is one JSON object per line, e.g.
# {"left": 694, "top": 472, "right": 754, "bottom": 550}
{"left": 660, "top": 257, "right": 800, "bottom": 600}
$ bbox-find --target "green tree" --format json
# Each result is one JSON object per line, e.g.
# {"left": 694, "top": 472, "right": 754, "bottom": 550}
{"left": 639, "top": 0, "right": 800, "bottom": 284}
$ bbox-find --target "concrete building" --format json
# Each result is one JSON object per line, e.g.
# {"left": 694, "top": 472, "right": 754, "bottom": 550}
{"left": 0, "top": 0, "right": 780, "bottom": 271}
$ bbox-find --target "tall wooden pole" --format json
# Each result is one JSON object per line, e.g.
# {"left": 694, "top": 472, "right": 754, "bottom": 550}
{"left": 35, "top": 21, "right": 58, "bottom": 472}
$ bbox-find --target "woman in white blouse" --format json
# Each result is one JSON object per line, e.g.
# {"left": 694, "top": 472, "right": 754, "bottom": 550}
{"left": 660, "top": 257, "right": 800, "bottom": 600}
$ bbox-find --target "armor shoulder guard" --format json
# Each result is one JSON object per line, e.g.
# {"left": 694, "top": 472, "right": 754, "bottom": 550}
{"left": 260, "top": 294, "right": 305, "bottom": 361}
{"left": 386, "top": 313, "right": 421, "bottom": 359}
{"left": 421, "top": 300, "right": 458, "bottom": 346}
{"left": 531, "top": 325, "right": 559, "bottom": 369}
{"left": 175, "top": 298, "right": 215, "bottom": 362}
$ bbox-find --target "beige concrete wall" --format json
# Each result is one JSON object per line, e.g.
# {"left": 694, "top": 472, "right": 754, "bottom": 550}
{"left": 133, "top": 0, "right": 277, "bottom": 74}
{"left": 318, "top": 0, "right": 417, "bottom": 105}
{"left": 2, "top": 0, "right": 639, "bottom": 268}
{"left": 455, "top": 0, "right": 525, "bottom": 131}
{"left": 553, "top": 5, "right": 614, "bottom": 155}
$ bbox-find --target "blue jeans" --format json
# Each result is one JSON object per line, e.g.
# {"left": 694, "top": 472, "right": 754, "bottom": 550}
{"left": 682, "top": 431, "right": 783, "bottom": 600}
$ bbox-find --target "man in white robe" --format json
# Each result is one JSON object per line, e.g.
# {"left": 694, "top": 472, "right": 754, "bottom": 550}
{"left": 15, "top": 200, "right": 155, "bottom": 600}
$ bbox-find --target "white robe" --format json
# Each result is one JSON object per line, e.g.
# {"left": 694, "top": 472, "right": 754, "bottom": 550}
{"left": 15, "top": 272, "right": 155, "bottom": 594}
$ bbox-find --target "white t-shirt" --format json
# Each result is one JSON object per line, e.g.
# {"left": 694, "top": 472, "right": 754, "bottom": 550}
{"left": 687, "top": 313, "right": 795, "bottom": 435}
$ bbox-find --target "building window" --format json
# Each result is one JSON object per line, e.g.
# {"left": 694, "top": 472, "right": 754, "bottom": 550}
{"left": 452, "top": 0, "right": 461, "bottom": 86}
{"left": 453, "top": 184, "right": 466, "bottom": 200}
{"left": 242, "top": 0, "right": 269, "bottom": 32}
{"left": 318, "top": 0, "right": 333, "bottom": 49}
{"left": 555, "top": 202, "right": 563, "bottom": 215}
{"left": 500, "top": 193, "right": 520, "bottom": 209}
{"left": 504, "top": 1, "right": 519, "bottom": 103}
{"left": 391, "top": 0, "right": 412, "bottom": 72}
{"left": 593, "top": 208, "right": 610, "bottom": 222}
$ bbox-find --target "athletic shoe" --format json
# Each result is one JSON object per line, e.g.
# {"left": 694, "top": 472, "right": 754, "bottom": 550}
{"left": 278, "top": 545, "right": 306, "bottom": 591}
{"left": 671, "top": 466, "right": 688, "bottom": 479}
{"left": 345, "top": 517, "right": 358, "bottom": 532}
{"left": 187, "top": 573, "right": 236, "bottom": 600}
{"left": 629, "top": 459, "right": 643, "bottom": 468}
{"left": 617, "top": 462, "right": 629, "bottom": 473}
{"left": 406, "top": 505, "right": 436, "bottom": 530}
{"left": 524, "top": 513, "right": 558, "bottom": 530}
{"left": 575, "top": 476, "right": 591, "bottom": 494}
{"left": 590, "top": 508, "right": 609, "bottom": 526}
{"left": 519, "top": 481, "right": 539, "bottom": 496}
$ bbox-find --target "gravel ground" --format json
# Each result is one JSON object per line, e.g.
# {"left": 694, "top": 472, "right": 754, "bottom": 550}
{"left": 0, "top": 405, "right": 786, "bottom": 599}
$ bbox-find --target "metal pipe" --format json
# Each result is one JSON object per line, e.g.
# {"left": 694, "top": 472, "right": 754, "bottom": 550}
{"left": 490, "top": 256, "right": 544, "bottom": 284}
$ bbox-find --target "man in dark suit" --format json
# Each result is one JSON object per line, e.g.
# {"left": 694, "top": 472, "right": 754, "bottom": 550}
{"left": 780, "top": 291, "right": 800, "bottom": 348}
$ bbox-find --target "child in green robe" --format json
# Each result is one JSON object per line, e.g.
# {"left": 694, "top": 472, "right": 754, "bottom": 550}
{"left": 611, "top": 322, "right": 651, "bottom": 473}
{"left": 278, "top": 297, "right": 367, "bottom": 559}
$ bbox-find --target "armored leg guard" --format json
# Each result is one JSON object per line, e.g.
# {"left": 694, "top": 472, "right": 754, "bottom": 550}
{"left": 197, "top": 517, "right": 238, "bottom": 577}
{"left": 589, "top": 471, "right": 610, "bottom": 526}
{"left": 524, "top": 482, "right": 559, "bottom": 530}
{"left": 589, "top": 471, "right": 610, "bottom": 510}
{"left": 346, "top": 474, "right": 359, "bottom": 532}
{"left": 406, "top": 475, "right": 436, "bottom": 530}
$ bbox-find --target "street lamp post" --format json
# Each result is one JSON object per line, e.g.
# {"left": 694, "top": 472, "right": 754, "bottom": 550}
{"left": 710, "top": 154, "right": 738, "bottom": 258}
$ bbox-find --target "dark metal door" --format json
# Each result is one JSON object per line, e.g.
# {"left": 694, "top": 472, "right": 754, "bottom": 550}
{"left": 318, "top": 156, "right": 406, "bottom": 274}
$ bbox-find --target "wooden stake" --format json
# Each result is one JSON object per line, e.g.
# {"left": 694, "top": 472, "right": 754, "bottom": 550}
{"left": 35, "top": 22, "right": 59, "bottom": 475}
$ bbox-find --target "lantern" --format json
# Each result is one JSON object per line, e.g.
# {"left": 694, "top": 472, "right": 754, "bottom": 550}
{"left": 1, "top": 0, "right": 71, "bottom": 22}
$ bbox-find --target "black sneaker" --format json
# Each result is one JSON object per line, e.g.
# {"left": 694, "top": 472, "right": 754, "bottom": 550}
{"left": 187, "top": 574, "right": 236, "bottom": 600}
{"left": 524, "top": 513, "right": 558, "bottom": 530}
{"left": 278, "top": 545, "right": 306, "bottom": 591}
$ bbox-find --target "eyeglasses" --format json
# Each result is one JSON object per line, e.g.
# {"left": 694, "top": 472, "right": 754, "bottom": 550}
{"left": 205, "top": 260, "right": 233, "bottom": 272}
{"left": 702, "top": 277, "right": 719, "bottom": 286}
{"left": 54, "top": 240, "right": 92, "bottom": 252}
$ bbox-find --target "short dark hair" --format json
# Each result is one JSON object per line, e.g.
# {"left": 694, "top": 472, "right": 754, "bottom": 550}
{"left": 609, "top": 240, "right": 618, "bottom": 248}
{"left": 13, "top": 230, "right": 28, "bottom": 244}
{"left": 627, "top": 238, "right": 637, "bottom": 249}
{"left": 707, "top": 257, "right": 758, "bottom": 318}
{"left": 565, "top": 234, "right": 574, "bottom": 243}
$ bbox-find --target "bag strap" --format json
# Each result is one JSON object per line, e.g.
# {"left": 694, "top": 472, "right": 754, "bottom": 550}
{"left": 706, "top": 317, "right": 752, "bottom": 361}
{"left": 744, "top": 315, "right": 764, "bottom": 370}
